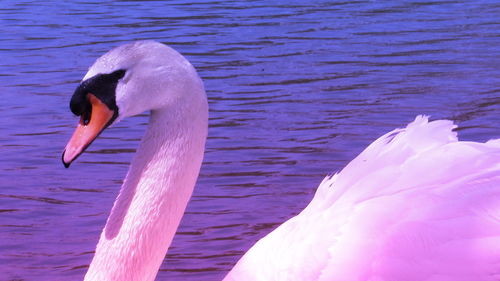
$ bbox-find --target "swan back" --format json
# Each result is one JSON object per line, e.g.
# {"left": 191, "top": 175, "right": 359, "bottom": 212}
{"left": 225, "top": 116, "right": 500, "bottom": 281}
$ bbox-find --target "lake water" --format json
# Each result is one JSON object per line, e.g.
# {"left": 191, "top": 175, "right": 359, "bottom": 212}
{"left": 1, "top": 0, "right": 499, "bottom": 280}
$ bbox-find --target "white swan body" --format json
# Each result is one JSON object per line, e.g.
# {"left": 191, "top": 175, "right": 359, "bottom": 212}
{"left": 225, "top": 116, "right": 500, "bottom": 281}
{"left": 63, "top": 41, "right": 500, "bottom": 281}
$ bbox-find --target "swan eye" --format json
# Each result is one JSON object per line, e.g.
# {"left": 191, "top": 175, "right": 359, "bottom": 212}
{"left": 70, "top": 69, "right": 126, "bottom": 121}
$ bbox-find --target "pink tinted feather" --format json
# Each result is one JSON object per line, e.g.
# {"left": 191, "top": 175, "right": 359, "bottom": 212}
{"left": 225, "top": 116, "right": 500, "bottom": 281}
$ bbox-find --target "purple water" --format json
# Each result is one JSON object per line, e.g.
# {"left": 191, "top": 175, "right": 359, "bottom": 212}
{"left": 1, "top": 0, "right": 499, "bottom": 280}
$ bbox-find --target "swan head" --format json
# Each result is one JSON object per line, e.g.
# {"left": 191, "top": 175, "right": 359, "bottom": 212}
{"left": 62, "top": 40, "right": 205, "bottom": 167}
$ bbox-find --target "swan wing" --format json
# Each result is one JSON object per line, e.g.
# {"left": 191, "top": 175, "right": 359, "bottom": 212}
{"left": 225, "top": 116, "right": 500, "bottom": 281}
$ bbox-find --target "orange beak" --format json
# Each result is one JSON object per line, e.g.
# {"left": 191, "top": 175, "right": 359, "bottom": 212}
{"left": 62, "top": 93, "right": 114, "bottom": 168}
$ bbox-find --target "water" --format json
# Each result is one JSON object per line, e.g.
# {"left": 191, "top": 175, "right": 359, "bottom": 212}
{"left": 1, "top": 0, "right": 499, "bottom": 280}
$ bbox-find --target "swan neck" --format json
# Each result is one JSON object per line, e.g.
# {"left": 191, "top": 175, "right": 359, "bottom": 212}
{"left": 85, "top": 101, "right": 207, "bottom": 281}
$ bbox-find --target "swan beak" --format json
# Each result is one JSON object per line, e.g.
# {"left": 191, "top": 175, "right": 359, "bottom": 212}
{"left": 62, "top": 93, "right": 114, "bottom": 168}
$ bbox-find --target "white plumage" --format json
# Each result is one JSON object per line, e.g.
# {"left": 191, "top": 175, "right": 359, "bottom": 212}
{"left": 225, "top": 116, "right": 500, "bottom": 281}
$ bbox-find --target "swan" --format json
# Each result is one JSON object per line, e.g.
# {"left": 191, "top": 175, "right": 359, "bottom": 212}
{"left": 62, "top": 40, "right": 500, "bottom": 281}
